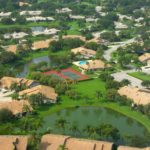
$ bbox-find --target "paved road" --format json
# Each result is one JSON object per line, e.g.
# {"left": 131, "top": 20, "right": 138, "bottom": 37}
{"left": 103, "top": 37, "right": 144, "bottom": 88}
{"left": 111, "top": 70, "right": 144, "bottom": 89}
{"left": 103, "top": 38, "right": 136, "bottom": 61}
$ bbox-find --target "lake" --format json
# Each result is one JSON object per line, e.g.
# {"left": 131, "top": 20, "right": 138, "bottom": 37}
{"left": 17, "top": 55, "right": 50, "bottom": 77}
{"left": 39, "top": 106, "right": 149, "bottom": 145}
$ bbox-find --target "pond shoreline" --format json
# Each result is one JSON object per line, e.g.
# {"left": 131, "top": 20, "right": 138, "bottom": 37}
{"left": 39, "top": 105, "right": 150, "bottom": 146}
{"left": 38, "top": 102, "right": 150, "bottom": 133}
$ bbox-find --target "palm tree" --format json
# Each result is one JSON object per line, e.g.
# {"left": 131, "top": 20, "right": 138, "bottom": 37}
{"left": 10, "top": 82, "right": 18, "bottom": 91}
{"left": 29, "top": 132, "right": 40, "bottom": 150}
{"left": 55, "top": 118, "right": 68, "bottom": 133}
{"left": 121, "top": 79, "right": 131, "bottom": 86}
{"left": 69, "top": 123, "right": 80, "bottom": 136}
{"left": 84, "top": 125, "right": 97, "bottom": 139}
{"left": 58, "top": 144, "right": 67, "bottom": 150}
{"left": 34, "top": 118, "right": 43, "bottom": 131}
{"left": 95, "top": 90, "right": 102, "bottom": 99}
{"left": 45, "top": 127, "right": 53, "bottom": 134}
{"left": 22, "top": 104, "right": 31, "bottom": 114}
{"left": 11, "top": 93, "right": 19, "bottom": 100}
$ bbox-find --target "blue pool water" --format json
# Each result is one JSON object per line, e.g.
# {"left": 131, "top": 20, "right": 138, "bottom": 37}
{"left": 79, "top": 61, "right": 87, "bottom": 65}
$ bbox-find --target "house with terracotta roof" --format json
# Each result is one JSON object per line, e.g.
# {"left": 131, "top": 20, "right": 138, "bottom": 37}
{"left": 0, "top": 135, "right": 29, "bottom": 150}
{"left": 4, "top": 45, "right": 17, "bottom": 53}
{"left": 118, "top": 146, "right": 150, "bottom": 150}
{"left": 0, "top": 100, "right": 32, "bottom": 116}
{"left": 87, "top": 37, "right": 109, "bottom": 45}
{"left": 139, "top": 53, "right": 150, "bottom": 65}
{"left": 19, "top": 85, "right": 58, "bottom": 103}
{"left": 32, "top": 39, "right": 53, "bottom": 50}
{"left": 73, "top": 59, "right": 110, "bottom": 71}
{"left": 71, "top": 47, "right": 96, "bottom": 59}
{"left": 0, "top": 76, "right": 38, "bottom": 89}
{"left": 118, "top": 86, "right": 150, "bottom": 105}
{"left": 40, "top": 134, "right": 113, "bottom": 150}
{"left": 63, "top": 35, "right": 86, "bottom": 42}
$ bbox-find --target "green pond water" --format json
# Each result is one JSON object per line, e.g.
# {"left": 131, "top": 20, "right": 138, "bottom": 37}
{"left": 40, "top": 106, "right": 150, "bottom": 145}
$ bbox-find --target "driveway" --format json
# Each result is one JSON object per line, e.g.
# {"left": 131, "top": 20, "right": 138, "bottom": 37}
{"left": 111, "top": 71, "right": 144, "bottom": 89}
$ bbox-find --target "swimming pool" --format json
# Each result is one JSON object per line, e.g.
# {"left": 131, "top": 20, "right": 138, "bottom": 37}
{"left": 79, "top": 61, "right": 87, "bottom": 65}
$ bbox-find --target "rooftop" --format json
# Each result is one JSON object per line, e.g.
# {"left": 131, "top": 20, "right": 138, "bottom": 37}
{"left": 118, "top": 86, "right": 150, "bottom": 105}
{"left": 0, "top": 100, "right": 32, "bottom": 115}
{"left": 71, "top": 47, "right": 96, "bottom": 56}
{"left": 19, "top": 85, "right": 58, "bottom": 102}
{"left": 73, "top": 60, "right": 110, "bottom": 70}
{"left": 0, "top": 76, "right": 35, "bottom": 89}
{"left": 32, "top": 39, "right": 53, "bottom": 50}
{"left": 40, "top": 134, "right": 113, "bottom": 150}
{"left": 0, "top": 135, "right": 29, "bottom": 150}
{"left": 63, "top": 35, "right": 86, "bottom": 41}
{"left": 139, "top": 53, "right": 150, "bottom": 63}
{"left": 118, "top": 146, "right": 150, "bottom": 150}
{"left": 5, "top": 45, "right": 17, "bottom": 53}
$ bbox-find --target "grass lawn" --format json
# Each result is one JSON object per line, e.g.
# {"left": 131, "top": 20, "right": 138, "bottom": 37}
{"left": 67, "top": 21, "right": 81, "bottom": 35}
{"left": 72, "top": 78, "right": 106, "bottom": 98}
{"left": 24, "top": 49, "right": 70, "bottom": 61}
{"left": 23, "top": 50, "right": 49, "bottom": 61}
{"left": 128, "top": 72, "right": 150, "bottom": 81}
{"left": 0, "top": 21, "right": 59, "bottom": 29}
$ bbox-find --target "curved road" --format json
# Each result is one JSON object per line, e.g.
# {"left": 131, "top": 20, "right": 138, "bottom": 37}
{"left": 103, "top": 37, "right": 145, "bottom": 89}
{"left": 103, "top": 38, "right": 136, "bottom": 61}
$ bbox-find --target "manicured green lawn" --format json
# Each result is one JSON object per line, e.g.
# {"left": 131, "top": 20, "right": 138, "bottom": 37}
{"left": 72, "top": 78, "right": 106, "bottom": 98}
{"left": 128, "top": 72, "right": 150, "bottom": 81}
{"left": 67, "top": 21, "right": 81, "bottom": 35}
{"left": 0, "top": 21, "right": 59, "bottom": 29}
{"left": 23, "top": 50, "right": 49, "bottom": 61}
{"left": 23, "top": 49, "right": 69, "bottom": 61}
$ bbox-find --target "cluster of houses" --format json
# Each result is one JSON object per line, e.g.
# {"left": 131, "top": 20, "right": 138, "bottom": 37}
{"left": 0, "top": 10, "right": 54, "bottom": 23}
{"left": 117, "top": 52, "right": 150, "bottom": 106}
{"left": 32, "top": 28, "right": 60, "bottom": 36}
{"left": 0, "top": 76, "right": 58, "bottom": 117}
{"left": 3, "top": 34, "right": 104, "bottom": 54}
{"left": 70, "top": 46, "right": 110, "bottom": 72}
{"left": 3, "top": 27, "right": 59, "bottom": 40}
{"left": 0, "top": 134, "right": 149, "bottom": 150}
{"left": 3, "top": 32, "right": 28, "bottom": 39}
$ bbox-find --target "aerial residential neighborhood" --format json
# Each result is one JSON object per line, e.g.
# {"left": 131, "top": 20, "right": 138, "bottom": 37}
{"left": 0, "top": 0, "right": 149, "bottom": 149}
